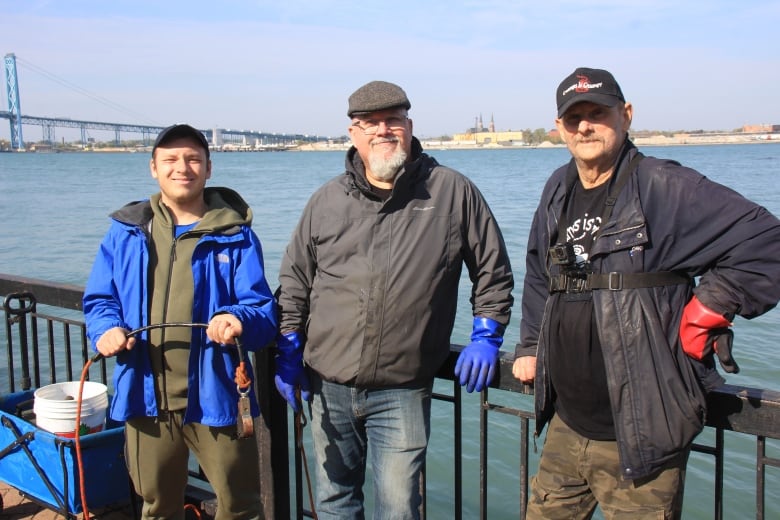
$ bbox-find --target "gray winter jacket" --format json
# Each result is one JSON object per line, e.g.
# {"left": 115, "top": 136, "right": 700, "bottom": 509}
{"left": 279, "top": 138, "right": 514, "bottom": 387}
{"left": 516, "top": 141, "right": 780, "bottom": 480}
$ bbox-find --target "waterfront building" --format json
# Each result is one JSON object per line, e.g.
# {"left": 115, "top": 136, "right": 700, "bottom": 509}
{"left": 452, "top": 114, "right": 525, "bottom": 146}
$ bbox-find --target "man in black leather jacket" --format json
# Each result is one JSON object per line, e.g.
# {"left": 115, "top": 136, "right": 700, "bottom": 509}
{"left": 513, "top": 67, "right": 780, "bottom": 519}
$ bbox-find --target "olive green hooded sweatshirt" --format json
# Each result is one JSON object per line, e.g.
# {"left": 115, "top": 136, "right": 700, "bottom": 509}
{"left": 146, "top": 188, "right": 252, "bottom": 412}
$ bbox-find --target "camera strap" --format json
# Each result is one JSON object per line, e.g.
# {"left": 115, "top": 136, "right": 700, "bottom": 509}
{"left": 550, "top": 146, "right": 691, "bottom": 293}
{"left": 598, "top": 150, "right": 644, "bottom": 230}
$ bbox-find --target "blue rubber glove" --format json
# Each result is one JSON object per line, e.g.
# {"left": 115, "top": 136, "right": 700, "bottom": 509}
{"left": 454, "top": 317, "right": 504, "bottom": 393}
{"left": 274, "top": 331, "right": 312, "bottom": 413}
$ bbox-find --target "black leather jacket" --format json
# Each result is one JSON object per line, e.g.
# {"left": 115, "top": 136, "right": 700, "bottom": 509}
{"left": 516, "top": 142, "right": 780, "bottom": 480}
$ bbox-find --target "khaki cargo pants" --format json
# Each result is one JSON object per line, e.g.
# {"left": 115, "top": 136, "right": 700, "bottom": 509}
{"left": 525, "top": 413, "right": 688, "bottom": 520}
{"left": 125, "top": 412, "right": 262, "bottom": 520}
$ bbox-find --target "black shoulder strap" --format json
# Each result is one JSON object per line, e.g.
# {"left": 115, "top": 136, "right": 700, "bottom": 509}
{"left": 599, "top": 151, "right": 644, "bottom": 229}
{"left": 556, "top": 147, "right": 644, "bottom": 242}
{"left": 555, "top": 159, "right": 581, "bottom": 240}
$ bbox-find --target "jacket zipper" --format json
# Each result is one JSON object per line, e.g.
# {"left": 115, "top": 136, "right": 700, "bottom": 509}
{"left": 157, "top": 234, "right": 178, "bottom": 417}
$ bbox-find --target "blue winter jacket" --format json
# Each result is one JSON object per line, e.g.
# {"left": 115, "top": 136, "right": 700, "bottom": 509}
{"left": 83, "top": 187, "right": 278, "bottom": 426}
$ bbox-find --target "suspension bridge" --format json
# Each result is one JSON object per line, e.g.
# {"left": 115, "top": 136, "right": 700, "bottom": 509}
{"left": 2, "top": 53, "right": 332, "bottom": 151}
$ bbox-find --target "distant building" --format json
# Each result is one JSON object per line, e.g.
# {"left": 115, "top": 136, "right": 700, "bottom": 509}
{"left": 742, "top": 124, "right": 780, "bottom": 133}
{"left": 453, "top": 114, "right": 524, "bottom": 145}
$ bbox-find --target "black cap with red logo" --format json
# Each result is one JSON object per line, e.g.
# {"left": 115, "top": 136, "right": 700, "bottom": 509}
{"left": 556, "top": 67, "right": 625, "bottom": 117}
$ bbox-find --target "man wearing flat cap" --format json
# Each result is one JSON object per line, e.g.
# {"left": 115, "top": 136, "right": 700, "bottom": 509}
{"left": 514, "top": 67, "right": 780, "bottom": 518}
{"left": 275, "top": 80, "right": 514, "bottom": 518}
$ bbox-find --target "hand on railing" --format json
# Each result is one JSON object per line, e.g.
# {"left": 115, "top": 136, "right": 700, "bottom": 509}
{"left": 274, "top": 331, "right": 311, "bottom": 413}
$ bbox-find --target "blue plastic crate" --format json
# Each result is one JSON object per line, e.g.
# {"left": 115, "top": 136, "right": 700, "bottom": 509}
{"left": 0, "top": 389, "right": 131, "bottom": 516}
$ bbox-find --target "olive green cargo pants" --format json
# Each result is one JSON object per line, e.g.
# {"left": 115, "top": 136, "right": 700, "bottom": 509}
{"left": 526, "top": 413, "right": 688, "bottom": 520}
{"left": 125, "top": 412, "right": 262, "bottom": 520}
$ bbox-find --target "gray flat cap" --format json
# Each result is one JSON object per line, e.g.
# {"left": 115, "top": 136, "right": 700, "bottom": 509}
{"left": 347, "top": 80, "right": 411, "bottom": 117}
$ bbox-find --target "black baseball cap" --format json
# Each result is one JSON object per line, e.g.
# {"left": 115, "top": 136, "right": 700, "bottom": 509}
{"left": 152, "top": 124, "right": 210, "bottom": 158}
{"left": 556, "top": 67, "right": 625, "bottom": 117}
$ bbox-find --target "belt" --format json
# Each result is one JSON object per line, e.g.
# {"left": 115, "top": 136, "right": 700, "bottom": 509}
{"left": 549, "top": 270, "right": 690, "bottom": 293}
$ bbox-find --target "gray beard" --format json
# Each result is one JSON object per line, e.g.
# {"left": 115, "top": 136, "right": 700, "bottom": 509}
{"left": 368, "top": 146, "right": 408, "bottom": 183}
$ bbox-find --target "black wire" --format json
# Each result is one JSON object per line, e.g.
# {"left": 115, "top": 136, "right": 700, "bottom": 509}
{"left": 90, "top": 322, "right": 210, "bottom": 363}
{"left": 126, "top": 322, "right": 209, "bottom": 338}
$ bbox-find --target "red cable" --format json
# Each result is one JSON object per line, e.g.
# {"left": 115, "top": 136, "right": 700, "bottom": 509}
{"left": 184, "top": 503, "right": 203, "bottom": 519}
{"left": 75, "top": 358, "right": 94, "bottom": 519}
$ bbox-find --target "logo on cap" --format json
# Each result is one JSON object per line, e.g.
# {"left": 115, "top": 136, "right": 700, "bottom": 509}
{"left": 556, "top": 67, "right": 624, "bottom": 117}
{"left": 575, "top": 74, "right": 602, "bottom": 93}
{"left": 561, "top": 74, "right": 604, "bottom": 98}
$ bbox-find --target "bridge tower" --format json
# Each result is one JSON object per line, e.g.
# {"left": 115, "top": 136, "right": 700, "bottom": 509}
{"left": 4, "top": 53, "right": 24, "bottom": 150}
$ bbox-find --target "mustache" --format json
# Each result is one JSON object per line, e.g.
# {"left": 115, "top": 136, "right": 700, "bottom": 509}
{"left": 575, "top": 137, "right": 603, "bottom": 144}
{"left": 371, "top": 137, "right": 399, "bottom": 146}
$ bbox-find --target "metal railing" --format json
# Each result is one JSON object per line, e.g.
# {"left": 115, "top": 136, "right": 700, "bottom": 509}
{"left": 1, "top": 273, "right": 778, "bottom": 519}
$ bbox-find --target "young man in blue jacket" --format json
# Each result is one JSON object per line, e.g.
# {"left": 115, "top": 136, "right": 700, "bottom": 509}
{"left": 83, "top": 124, "right": 277, "bottom": 520}
{"left": 513, "top": 67, "right": 780, "bottom": 519}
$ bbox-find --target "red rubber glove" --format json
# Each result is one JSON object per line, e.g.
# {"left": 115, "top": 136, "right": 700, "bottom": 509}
{"left": 680, "top": 296, "right": 740, "bottom": 373}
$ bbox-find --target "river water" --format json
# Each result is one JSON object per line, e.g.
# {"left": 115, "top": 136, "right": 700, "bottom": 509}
{"left": 1, "top": 144, "right": 779, "bottom": 518}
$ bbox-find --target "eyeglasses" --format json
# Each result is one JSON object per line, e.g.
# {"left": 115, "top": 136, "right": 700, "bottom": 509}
{"left": 351, "top": 116, "right": 408, "bottom": 135}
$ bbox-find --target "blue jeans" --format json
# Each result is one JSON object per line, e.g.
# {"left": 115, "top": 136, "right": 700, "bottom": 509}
{"left": 309, "top": 373, "right": 432, "bottom": 520}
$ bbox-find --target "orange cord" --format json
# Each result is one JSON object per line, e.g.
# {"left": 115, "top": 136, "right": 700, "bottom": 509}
{"left": 184, "top": 503, "right": 203, "bottom": 519}
{"left": 234, "top": 361, "right": 252, "bottom": 392}
{"left": 75, "top": 357, "right": 94, "bottom": 519}
{"left": 75, "top": 359, "right": 213, "bottom": 520}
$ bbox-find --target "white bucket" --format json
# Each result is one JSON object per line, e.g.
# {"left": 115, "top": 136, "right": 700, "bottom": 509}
{"left": 33, "top": 381, "right": 108, "bottom": 438}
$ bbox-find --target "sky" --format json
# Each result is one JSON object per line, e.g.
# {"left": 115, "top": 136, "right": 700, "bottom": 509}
{"left": 1, "top": 0, "right": 779, "bottom": 140}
